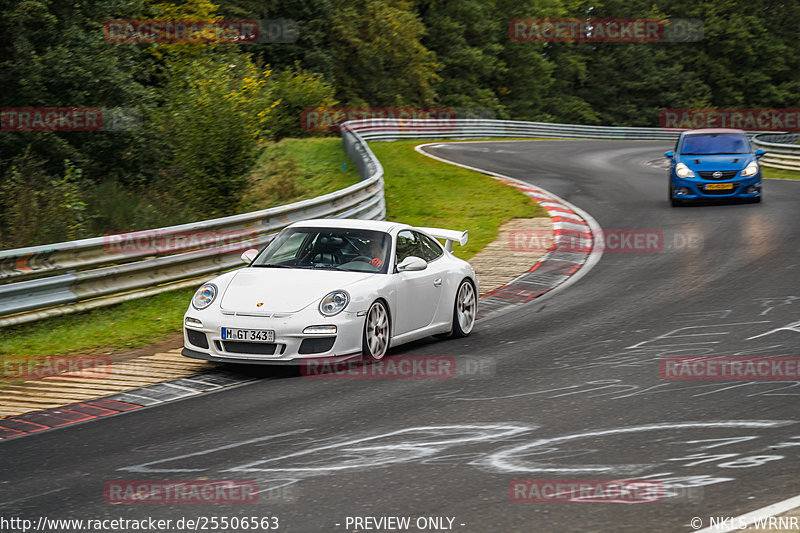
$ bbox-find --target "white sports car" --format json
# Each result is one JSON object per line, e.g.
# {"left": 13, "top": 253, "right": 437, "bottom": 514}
{"left": 182, "top": 219, "right": 478, "bottom": 364}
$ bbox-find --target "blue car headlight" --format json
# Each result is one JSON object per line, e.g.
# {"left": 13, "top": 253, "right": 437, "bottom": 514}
{"left": 192, "top": 283, "right": 217, "bottom": 310}
{"left": 319, "top": 290, "right": 349, "bottom": 317}
{"left": 675, "top": 162, "right": 696, "bottom": 178}
{"left": 740, "top": 161, "right": 759, "bottom": 177}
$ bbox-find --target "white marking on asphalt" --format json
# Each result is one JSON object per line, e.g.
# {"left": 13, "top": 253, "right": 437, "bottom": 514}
{"left": 120, "top": 429, "right": 314, "bottom": 472}
{"left": 224, "top": 425, "right": 532, "bottom": 473}
{"left": 675, "top": 310, "right": 733, "bottom": 320}
{"left": 0, "top": 487, "right": 67, "bottom": 506}
{"left": 747, "top": 320, "right": 800, "bottom": 339}
{"left": 626, "top": 322, "right": 771, "bottom": 349}
{"left": 755, "top": 296, "right": 799, "bottom": 316}
{"left": 482, "top": 421, "right": 796, "bottom": 475}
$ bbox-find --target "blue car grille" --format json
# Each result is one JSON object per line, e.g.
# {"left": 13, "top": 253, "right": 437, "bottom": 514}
{"left": 698, "top": 170, "right": 739, "bottom": 180}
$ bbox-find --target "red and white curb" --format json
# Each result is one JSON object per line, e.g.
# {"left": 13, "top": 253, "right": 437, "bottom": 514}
{"left": 415, "top": 142, "right": 603, "bottom": 320}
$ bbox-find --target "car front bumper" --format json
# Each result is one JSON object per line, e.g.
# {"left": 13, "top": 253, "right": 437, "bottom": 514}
{"left": 670, "top": 174, "right": 762, "bottom": 201}
{"left": 182, "top": 309, "right": 365, "bottom": 364}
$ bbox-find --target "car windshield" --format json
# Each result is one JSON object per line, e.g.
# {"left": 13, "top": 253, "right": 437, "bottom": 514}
{"left": 252, "top": 227, "right": 391, "bottom": 273}
{"left": 680, "top": 133, "right": 750, "bottom": 155}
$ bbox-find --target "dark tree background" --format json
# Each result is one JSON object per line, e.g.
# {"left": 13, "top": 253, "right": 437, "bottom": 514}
{"left": 1, "top": 0, "right": 798, "bottom": 247}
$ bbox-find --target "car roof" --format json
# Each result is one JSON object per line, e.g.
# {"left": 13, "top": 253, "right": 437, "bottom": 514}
{"left": 289, "top": 218, "right": 411, "bottom": 233}
{"left": 683, "top": 128, "right": 747, "bottom": 135}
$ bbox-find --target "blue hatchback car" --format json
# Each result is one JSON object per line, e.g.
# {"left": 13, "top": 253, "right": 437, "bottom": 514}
{"left": 665, "top": 128, "right": 765, "bottom": 206}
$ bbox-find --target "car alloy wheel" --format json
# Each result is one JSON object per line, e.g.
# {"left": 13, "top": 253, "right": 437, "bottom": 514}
{"left": 453, "top": 280, "right": 476, "bottom": 337}
{"left": 363, "top": 300, "right": 390, "bottom": 360}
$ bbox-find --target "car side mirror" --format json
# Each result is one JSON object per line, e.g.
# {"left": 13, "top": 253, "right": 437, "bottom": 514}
{"left": 241, "top": 248, "right": 258, "bottom": 264}
{"left": 664, "top": 150, "right": 674, "bottom": 159}
{"left": 755, "top": 149, "right": 766, "bottom": 160}
{"left": 397, "top": 256, "right": 427, "bottom": 272}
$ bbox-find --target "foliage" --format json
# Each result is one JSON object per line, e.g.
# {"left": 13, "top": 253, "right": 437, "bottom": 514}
{"left": 263, "top": 64, "right": 339, "bottom": 140}
{"left": 151, "top": 54, "right": 277, "bottom": 212}
{"left": 2, "top": 0, "right": 800, "bottom": 249}
{"left": 239, "top": 137, "right": 360, "bottom": 212}
{"left": 0, "top": 152, "right": 88, "bottom": 248}
{"left": 327, "top": 0, "right": 439, "bottom": 106}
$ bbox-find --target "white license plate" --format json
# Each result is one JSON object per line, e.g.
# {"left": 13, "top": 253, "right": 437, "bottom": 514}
{"left": 221, "top": 327, "right": 275, "bottom": 342}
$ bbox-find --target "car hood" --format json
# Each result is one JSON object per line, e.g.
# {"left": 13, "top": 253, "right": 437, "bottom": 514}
{"left": 679, "top": 154, "right": 754, "bottom": 171}
{"left": 219, "top": 267, "right": 374, "bottom": 314}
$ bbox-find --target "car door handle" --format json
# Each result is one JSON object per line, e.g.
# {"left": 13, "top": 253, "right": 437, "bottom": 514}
{"left": 433, "top": 278, "right": 442, "bottom": 287}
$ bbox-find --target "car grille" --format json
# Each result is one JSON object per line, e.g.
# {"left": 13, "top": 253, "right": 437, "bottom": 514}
{"left": 221, "top": 341, "right": 278, "bottom": 355}
{"left": 698, "top": 170, "right": 739, "bottom": 180}
{"left": 185, "top": 328, "right": 209, "bottom": 349}
{"left": 299, "top": 337, "right": 336, "bottom": 354}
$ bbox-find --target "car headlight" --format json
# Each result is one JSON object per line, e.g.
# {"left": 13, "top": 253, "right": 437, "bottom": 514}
{"left": 319, "top": 290, "right": 349, "bottom": 317}
{"left": 192, "top": 283, "right": 217, "bottom": 310}
{"left": 740, "top": 161, "right": 759, "bottom": 177}
{"left": 675, "top": 162, "right": 696, "bottom": 178}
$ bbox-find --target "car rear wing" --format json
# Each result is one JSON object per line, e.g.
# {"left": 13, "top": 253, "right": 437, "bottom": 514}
{"left": 417, "top": 227, "right": 468, "bottom": 252}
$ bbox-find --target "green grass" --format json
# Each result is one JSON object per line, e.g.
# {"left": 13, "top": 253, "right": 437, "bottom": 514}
{"left": 762, "top": 167, "right": 800, "bottom": 180}
{"left": 240, "top": 137, "right": 360, "bottom": 210}
{"left": 0, "top": 137, "right": 545, "bottom": 361}
{"left": 370, "top": 140, "right": 546, "bottom": 260}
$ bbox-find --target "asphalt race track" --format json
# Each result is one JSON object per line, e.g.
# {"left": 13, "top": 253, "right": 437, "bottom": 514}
{"left": 1, "top": 140, "right": 799, "bottom": 532}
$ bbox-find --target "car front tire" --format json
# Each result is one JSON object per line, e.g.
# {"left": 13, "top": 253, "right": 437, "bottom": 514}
{"left": 669, "top": 184, "right": 681, "bottom": 207}
{"left": 452, "top": 279, "right": 477, "bottom": 338}
{"left": 362, "top": 300, "right": 390, "bottom": 361}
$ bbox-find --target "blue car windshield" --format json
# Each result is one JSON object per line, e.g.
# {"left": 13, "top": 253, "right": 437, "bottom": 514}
{"left": 680, "top": 133, "right": 750, "bottom": 155}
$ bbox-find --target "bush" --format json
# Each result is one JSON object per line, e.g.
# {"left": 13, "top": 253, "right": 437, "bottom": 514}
{"left": 150, "top": 53, "right": 277, "bottom": 214}
{"left": 264, "top": 64, "right": 339, "bottom": 141}
{"left": 0, "top": 152, "right": 88, "bottom": 249}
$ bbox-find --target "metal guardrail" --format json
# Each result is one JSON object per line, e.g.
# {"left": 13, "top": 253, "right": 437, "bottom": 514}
{"left": 752, "top": 133, "right": 800, "bottom": 171}
{"left": 345, "top": 118, "right": 685, "bottom": 142}
{"left": 2, "top": 118, "right": 796, "bottom": 326}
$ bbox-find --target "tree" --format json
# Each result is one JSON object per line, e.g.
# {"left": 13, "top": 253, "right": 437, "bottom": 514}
{"left": 264, "top": 64, "right": 339, "bottom": 140}
{"left": 327, "top": 0, "right": 439, "bottom": 106}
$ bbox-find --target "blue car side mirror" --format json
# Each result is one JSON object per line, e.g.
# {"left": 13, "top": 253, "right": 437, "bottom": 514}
{"left": 755, "top": 149, "right": 766, "bottom": 159}
{"left": 664, "top": 150, "right": 674, "bottom": 159}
